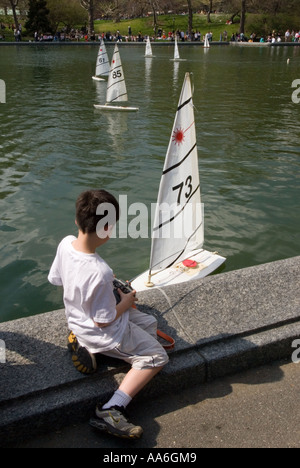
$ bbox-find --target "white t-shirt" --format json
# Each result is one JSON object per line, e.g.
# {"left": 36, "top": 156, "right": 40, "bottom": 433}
{"left": 48, "top": 236, "right": 129, "bottom": 354}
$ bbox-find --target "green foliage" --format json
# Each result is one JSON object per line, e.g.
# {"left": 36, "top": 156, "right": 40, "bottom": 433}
{"left": 0, "top": 14, "right": 13, "bottom": 26}
{"left": 46, "top": 0, "right": 87, "bottom": 33}
{"left": 246, "top": 13, "right": 300, "bottom": 36}
{"left": 25, "top": 0, "right": 51, "bottom": 34}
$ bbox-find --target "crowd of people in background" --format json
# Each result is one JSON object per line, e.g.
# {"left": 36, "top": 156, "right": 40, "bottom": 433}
{"left": 230, "top": 29, "right": 300, "bottom": 43}
{"left": 0, "top": 26, "right": 217, "bottom": 43}
{"left": 254, "top": 29, "right": 298, "bottom": 43}
{"left": 90, "top": 27, "right": 300, "bottom": 44}
{"left": 284, "top": 29, "right": 300, "bottom": 42}
{"left": 1, "top": 21, "right": 300, "bottom": 45}
{"left": 98, "top": 28, "right": 215, "bottom": 43}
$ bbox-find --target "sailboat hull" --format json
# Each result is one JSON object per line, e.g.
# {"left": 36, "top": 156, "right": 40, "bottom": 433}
{"left": 170, "top": 58, "right": 187, "bottom": 62}
{"left": 92, "top": 76, "right": 106, "bottom": 82}
{"left": 131, "top": 249, "right": 226, "bottom": 292}
{"left": 94, "top": 104, "right": 139, "bottom": 112}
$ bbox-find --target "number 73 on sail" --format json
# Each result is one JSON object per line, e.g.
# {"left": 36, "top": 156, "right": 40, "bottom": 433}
{"left": 131, "top": 73, "right": 226, "bottom": 292}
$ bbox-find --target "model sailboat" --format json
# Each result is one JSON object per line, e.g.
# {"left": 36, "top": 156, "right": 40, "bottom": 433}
{"left": 94, "top": 44, "right": 139, "bottom": 112}
{"left": 131, "top": 73, "right": 225, "bottom": 292}
{"left": 145, "top": 36, "right": 155, "bottom": 58}
{"left": 170, "top": 36, "right": 187, "bottom": 62}
{"left": 203, "top": 34, "right": 210, "bottom": 48}
{"left": 92, "top": 38, "right": 110, "bottom": 81}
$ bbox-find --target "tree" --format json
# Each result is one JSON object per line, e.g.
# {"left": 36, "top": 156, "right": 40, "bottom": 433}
{"left": 221, "top": 0, "right": 247, "bottom": 30}
{"left": 80, "top": 0, "right": 94, "bottom": 37}
{"left": 207, "top": 0, "right": 213, "bottom": 23}
{"left": 147, "top": 0, "right": 159, "bottom": 34}
{"left": 47, "top": 0, "right": 87, "bottom": 33}
{"left": 25, "top": 0, "right": 51, "bottom": 34}
{"left": 9, "top": 0, "right": 19, "bottom": 29}
{"left": 240, "top": 0, "right": 246, "bottom": 33}
{"left": 187, "top": 0, "right": 193, "bottom": 34}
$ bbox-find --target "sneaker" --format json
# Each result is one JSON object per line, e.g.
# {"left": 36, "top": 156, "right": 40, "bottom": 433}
{"left": 89, "top": 405, "right": 143, "bottom": 439}
{"left": 67, "top": 331, "right": 78, "bottom": 353}
{"left": 67, "top": 332, "right": 97, "bottom": 375}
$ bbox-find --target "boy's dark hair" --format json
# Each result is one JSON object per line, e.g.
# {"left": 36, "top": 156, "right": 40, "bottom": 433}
{"left": 76, "top": 190, "right": 120, "bottom": 234}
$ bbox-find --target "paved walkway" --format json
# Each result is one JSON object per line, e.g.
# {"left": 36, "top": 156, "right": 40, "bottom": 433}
{"left": 10, "top": 359, "right": 300, "bottom": 448}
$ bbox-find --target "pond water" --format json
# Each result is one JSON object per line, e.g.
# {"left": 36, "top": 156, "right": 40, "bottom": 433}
{"left": 0, "top": 44, "right": 299, "bottom": 323}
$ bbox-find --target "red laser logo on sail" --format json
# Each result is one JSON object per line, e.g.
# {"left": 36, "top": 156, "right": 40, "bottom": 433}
{"left": 172, "top": 128, "right": 185, "bottom": 145}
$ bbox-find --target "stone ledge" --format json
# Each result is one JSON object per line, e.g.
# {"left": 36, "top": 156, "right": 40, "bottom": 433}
{"left": 0, "top": 256, "right": 299, "bottom": 446}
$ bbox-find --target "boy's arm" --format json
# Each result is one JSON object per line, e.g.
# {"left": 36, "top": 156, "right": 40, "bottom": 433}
{"left": 94, "top": 289, "right": 137, "bottom": 328}
{"left": 48, "top": 246, "right": 63, "bottom": 286}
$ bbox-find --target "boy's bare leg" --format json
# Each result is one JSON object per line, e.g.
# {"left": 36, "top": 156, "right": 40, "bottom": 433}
{"left": 119, "top": 366, "right": 164, "bottom": 399}
{"left": 90, "top": 366, "right": 165, "bottom": 438}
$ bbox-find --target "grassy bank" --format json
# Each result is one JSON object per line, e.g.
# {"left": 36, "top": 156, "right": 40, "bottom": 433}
{"left": 0, "top": 14, "right": 239, "bottom": 42}
{"left": 94, "top": 14, "right": 238, "bottom": 40}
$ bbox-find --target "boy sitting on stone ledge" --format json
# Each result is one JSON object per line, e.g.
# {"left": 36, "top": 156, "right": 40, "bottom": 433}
{"left": 48, "top": 189, "right": 169, "bottom": 439}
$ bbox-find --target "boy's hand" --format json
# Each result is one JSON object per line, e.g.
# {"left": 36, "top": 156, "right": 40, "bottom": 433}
{"left": 96, "top": 289, "right": 138, "bottom": 328}
{"left": 118, "top": 288, "right": 138, "bottom": 309}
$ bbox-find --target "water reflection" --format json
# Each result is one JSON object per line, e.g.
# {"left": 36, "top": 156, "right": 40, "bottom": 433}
{"left": 94, "top": 79, "right": 107, "bottom": 105}
{"left": 173, "top": 61, "right": 179, "bottom": 84}
{"left": 0, "top": 45, "right": 299, "bottom": 322}
{"left": 106, "top": 112, "right": 129, "bottom": 154}
{"left": 145, "top": 57, "right": 152, "bottom": 93}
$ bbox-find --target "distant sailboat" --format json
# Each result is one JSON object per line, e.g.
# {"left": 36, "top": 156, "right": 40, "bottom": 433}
{"left": 92, "top": 38, "right": 110, "bottom": 81}
{"left": 94, "top": 44, "right": 139, "bottom": 112}
{"left": 170, "top": 35, "right": 187, "bottom": 62}
{"left": 131, "top": 73, "right": 225, "bottom": 291}
{"left": 203, "top": 34, "right": 210, "bottom": 48}
{"left": 145, "top": 36, "right": 155, "bottom": 58}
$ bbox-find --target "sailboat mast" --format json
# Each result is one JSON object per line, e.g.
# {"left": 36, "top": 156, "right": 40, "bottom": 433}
{"left": 145, "top": 272, "right": 154, "bottom": 288}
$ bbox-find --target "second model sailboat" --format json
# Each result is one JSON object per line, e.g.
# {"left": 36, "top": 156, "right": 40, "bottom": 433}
{"left": 170, "top": 36, "right": 187, "bottom": 62}
{"left": 94, "top": 44, "right": 139, "bottom": 112}
{"left": 145, "top": 36, "right": 155, "bottom": 58}
{"left": 92, "top": 38, "right": 110, "bottom": 81}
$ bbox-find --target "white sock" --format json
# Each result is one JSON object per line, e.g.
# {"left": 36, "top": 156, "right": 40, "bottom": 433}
{"left": 102, "top": 389, "right": 132, "bottom": 410}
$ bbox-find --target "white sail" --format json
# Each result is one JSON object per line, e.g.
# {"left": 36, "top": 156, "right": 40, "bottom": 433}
{"left": 149, "top": 72, "right": 204, "bottom": 273}
{"left": 170, "top": 35, "right": 186, "bottom": 62}
{"left": 174, "top": 36, "right": 180, "bottom": 60}
{"left": 95, "top": 38, "right": 110, "bottom": 78}
{"left": 204, "top": 34, "right": 210, "bottom": 48}
{"left": 145, "top": 36, "right": 153, "bottom": 57}
{"left": 106, "top": 44, "right": 128, "bottom": 103}
{"left": 131, "top": 72, "right": 225, "bottom": 290}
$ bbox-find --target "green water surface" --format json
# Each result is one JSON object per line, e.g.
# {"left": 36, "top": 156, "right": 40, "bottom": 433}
{"left": 0, "top": 44, "right": 299, "bottom": 322}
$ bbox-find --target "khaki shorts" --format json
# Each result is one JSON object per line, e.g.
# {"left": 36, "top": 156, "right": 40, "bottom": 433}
{"left": 101, "top": 309, "right": 169, "bottom": 370}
